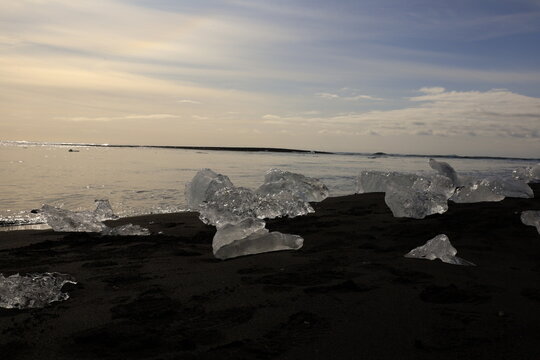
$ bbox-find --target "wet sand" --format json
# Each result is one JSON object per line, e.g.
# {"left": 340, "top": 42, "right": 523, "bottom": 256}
{"left": 1, "top": 184, "right": 539, "bottom": 359}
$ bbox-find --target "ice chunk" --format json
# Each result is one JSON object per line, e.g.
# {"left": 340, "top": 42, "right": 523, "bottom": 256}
{"left": 214, "top": 226, "right": 304, "bottom": 260}
{"left": 41, "top": 204, "right": 107, "bottom": 232}
{"left": 451, "top": 176, "right": 533, "bottom": 203}
{"left": 199, "top": 186, "right": 258, "bottom": 227}
{"left": 0, "top": 272, "right": 77, "bottom": 309}
{"left": 513, "top": 164, "right": 540, "bottom": 183}
{"left": 384, "top": 175, "right": 454, "bottom": 219}
{"left": 521, "top": 210, "right": 540, "bottom": 234}
{"left": 93, "top": 199, "right": 118, "bottom": 221}
{"left": 429, "top": 158, "right": 459, "bottom": 186}
{"left": 404, "top": 234, "right": 475, "bottom": 266}
{"left": 257, "top": 168, "right": 329, "bottom": 202}
{"left": 185, "top": 169, "right": 234, "bottom": 210}
{"left": 212, "top": 217, "right": 266, "bottom": 253}
{"left": 356, "top": 171, "right": 417, "bottom": 194}
{"left": 103, "top": 224, "right": 151, "bottom": 236}
{"left": 254, "top": 190, "right": 314, "bottom": 219}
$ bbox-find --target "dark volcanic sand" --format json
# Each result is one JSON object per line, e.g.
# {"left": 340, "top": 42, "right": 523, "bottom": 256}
{"left": 1, "top": 185, "right": 539, "bottom": 360}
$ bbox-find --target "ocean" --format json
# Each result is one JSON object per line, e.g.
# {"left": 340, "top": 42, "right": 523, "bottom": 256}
{"left": 1, "top": 141, "right": 538, "bottom": 229}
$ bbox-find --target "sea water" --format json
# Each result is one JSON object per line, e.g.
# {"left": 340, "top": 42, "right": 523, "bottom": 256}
{"left": 1, "top": 141, "right": 537, "bottom": 229}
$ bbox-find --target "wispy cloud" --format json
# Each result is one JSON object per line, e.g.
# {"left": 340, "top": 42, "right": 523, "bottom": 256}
{"left": 177, "top": 99, "right": 202, "bottom": 104}
{"left": 57, "top": 114, "right": 179, "bottom": 122}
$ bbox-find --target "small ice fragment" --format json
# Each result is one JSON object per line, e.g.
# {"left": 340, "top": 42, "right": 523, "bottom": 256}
{"left": 185, "top": 169, "right": 234, "bottom": 210}
{"left": 93, "top": 199, "right": 118, "bottom": 221}
{"left": 513, "top": 164, "right": 540, "bottom": 183}
{"left": 257, "top": 168, "right": 329, "bottom": 202}
{"left": 404, "top": 234, "right": 475, "bottom": 266}
{"left": 214, "top": 225, "right": 304, "bottom": 260}
{"left": 41, "top": 204, "right": 107, "bottom": 232}
{"left": 103, "top": 224, "right": 150, "bottom": 236}
{"left": 384, "top": 175, "right": 454, "bottom": 219}
{"left": 429, "top": 158, "right": 459, "bottom": 186}
{"left": 0, "top": 272, "right": 77, "bottom": 309}
{"left": 521, "top": 210, "right": 540, "bottom": 234}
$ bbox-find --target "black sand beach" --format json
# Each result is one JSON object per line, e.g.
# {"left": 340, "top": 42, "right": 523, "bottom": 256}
{"left": 1, "top": 184, "right": 539, "bottom": 359}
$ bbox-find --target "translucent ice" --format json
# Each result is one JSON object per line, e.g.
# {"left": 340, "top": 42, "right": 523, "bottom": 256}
{"left": 257, "top": 168, "right": 329, "bottom": 202}
{"left": 212, "top": 217, "right": 266, "bottom": 253}
{"left": 0, "top": 272, "right": 77, "bottom": 309}
{"left": 93, "top": 199, "right": 118, "bottom": 221}
{"left": 214, "top": 226, "right": 304, "bottom": 260}
{"left": 451, "top": 176, "right": 533, "bottom": 203}
{"left": 404, "top": 234, "right": 475, "bottom": 266}
{"left": 41, "top": 204, "right": 107, "bottom": 233}
{"left": 185, "top": 168, "right": 234, "bottom": 210}
{"left": 254, "top": 190, "right": 314, "bottom": 220}
{"left": 356, "top": 171, "right": 417, "bottom": 194}
{"left": 513, "top": 164, "right": 540, "bottom": 183}
{"left": 103, "top": 224, "right": 151, "bottom": 236}
{"left": 521, "top": 210, "right": 540, "bottom": 234}
{"left": 199, "top": 186, "right": 258, "bottom": 227}
{"left": 429, "top": 158, "right": 459, "bottom": 186}
{"left": 41, "top": 204, "right": 149, "bottom": 235}
{"left": 384, "top": 175, "right": 455, "bottom": 219}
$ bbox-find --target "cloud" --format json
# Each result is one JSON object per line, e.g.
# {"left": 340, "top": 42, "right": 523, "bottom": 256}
{"left": 316, "top": 90, "right": 383, "bottom": 101}
{"left": 419, "top": 87, "right": 445, "bottom": 94}
{"left": 57, "top": 114, "right": 179, "bottom": 122}
{"left": 316, "top": 92, "right": 340, "bottom": 99}
{"left": 177, "top": 99, "right": 202, "bottom": 104}
{"left": 267, "top": 88, "right": 540, "bottom": 139}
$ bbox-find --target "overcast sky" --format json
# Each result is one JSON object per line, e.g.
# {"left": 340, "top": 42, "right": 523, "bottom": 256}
{"left": 1, "top": 0, "right": 539, "bottom": 157}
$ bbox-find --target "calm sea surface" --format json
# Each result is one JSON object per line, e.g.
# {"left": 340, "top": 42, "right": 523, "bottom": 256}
{"left": 1, "top": 142, "right": 537, "bottom": 228}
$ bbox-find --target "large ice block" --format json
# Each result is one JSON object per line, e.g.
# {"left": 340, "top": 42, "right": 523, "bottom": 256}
{"left": 254, "top": 190, "right": 314, "bottom": 220}
{"left": 429, "top": 158, "right": 459, "bottom": 186}
{"left": 513, "top": 164, "right": 540, "bottom": 183}
{"left": 521, "top": 210, "right": 540, "bottom": 234}
{"left": 199, "top": 186, "right": 258, "bottom": 227}
{"left": 0, "top": 272, "right": 77, "bottom": 309}
{"left": 451, "top": 176, "right": 533, "bottom": 203}
{"left": 212, "top": 217, "right": 266, "bottom": 253}
{"left": 214, "top": 227, "right": 304, "bottom": 260}
{"left": 41, "top": 204, "right": 107, "bottom": 232}
{"left": 184, "top": 168, "right": 234, "bottom": 210}
{"left": 356, "top": 171, "right": 417, "bottom": 194}
{"left": 404, "top": 234, "right": 475, "bottom": 266}
{"left": 257, "top": 168, "right": 329, "bottom": 202}
{"left": 384, "top": 175, "right": 454, "bottom": 219}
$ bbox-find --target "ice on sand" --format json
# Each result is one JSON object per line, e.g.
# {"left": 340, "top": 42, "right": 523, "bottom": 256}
{"left": 384, "top": 175, "right": 455, "bottom": 219}
{"left": 184, "top": 168, "right": 234, "bottom": 210}
{"left": 513, "top": 164, "right": 540, "bottom": 183}
{"left": 404, "top": 234, "right": 475, "bottom": 266}
{"left": 521, "top": 210, "right": 540, "bottom": 234}
{"left": 0, "top": 272, "right": 77, "bottom": 309}
{"left": 257, "top": 168, "right": 329, "bottom": 202}
{"left": 212, "top": 218, "right": 303, "bottom": 260}
{"left": 187, "top": 168, "right": 325, "bottom": 259}
{"left": 451, "top": 177, "right": 533, "bottom": 203}
{"left": 41, "top": 202, "right": 149, "bottom": 235}
{"left": 429, "top": 158, "right": 459, "bottom": 186}
{"left": 356, "top": 171, "right": 417, "bottom": 194}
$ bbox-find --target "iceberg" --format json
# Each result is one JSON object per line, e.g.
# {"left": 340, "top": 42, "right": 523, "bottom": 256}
{"left": 184, "top": 168, "right": 234, "bottom": 210}
{"left": 404, "top": 234, "right": 475, "bottom": 266}
{"left": 521, "top": 210, "right": 540, "bottom": 234}
{"left": 0, "top": 272, "right": 77, "bottom": 309}
{"left": 384, "top": 175, "right": 454, "bottom": 219}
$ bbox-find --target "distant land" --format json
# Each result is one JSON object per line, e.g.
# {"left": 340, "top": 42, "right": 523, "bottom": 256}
{"left": 2, "top": 140, "right": 539, "bottom": 162}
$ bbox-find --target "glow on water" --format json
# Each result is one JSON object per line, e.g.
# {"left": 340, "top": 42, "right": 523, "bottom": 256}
{"left": 0, "top": 143, "right": 537, "bottom": 227}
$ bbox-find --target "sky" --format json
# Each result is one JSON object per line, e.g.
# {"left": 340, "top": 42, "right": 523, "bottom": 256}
{"left": 1, "top": 0, "right": 539, "bottom": 157}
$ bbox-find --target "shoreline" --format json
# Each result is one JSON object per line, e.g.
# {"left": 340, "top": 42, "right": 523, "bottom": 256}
{"left": 0, "top": 184, "right": 539, "bottom": 359}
